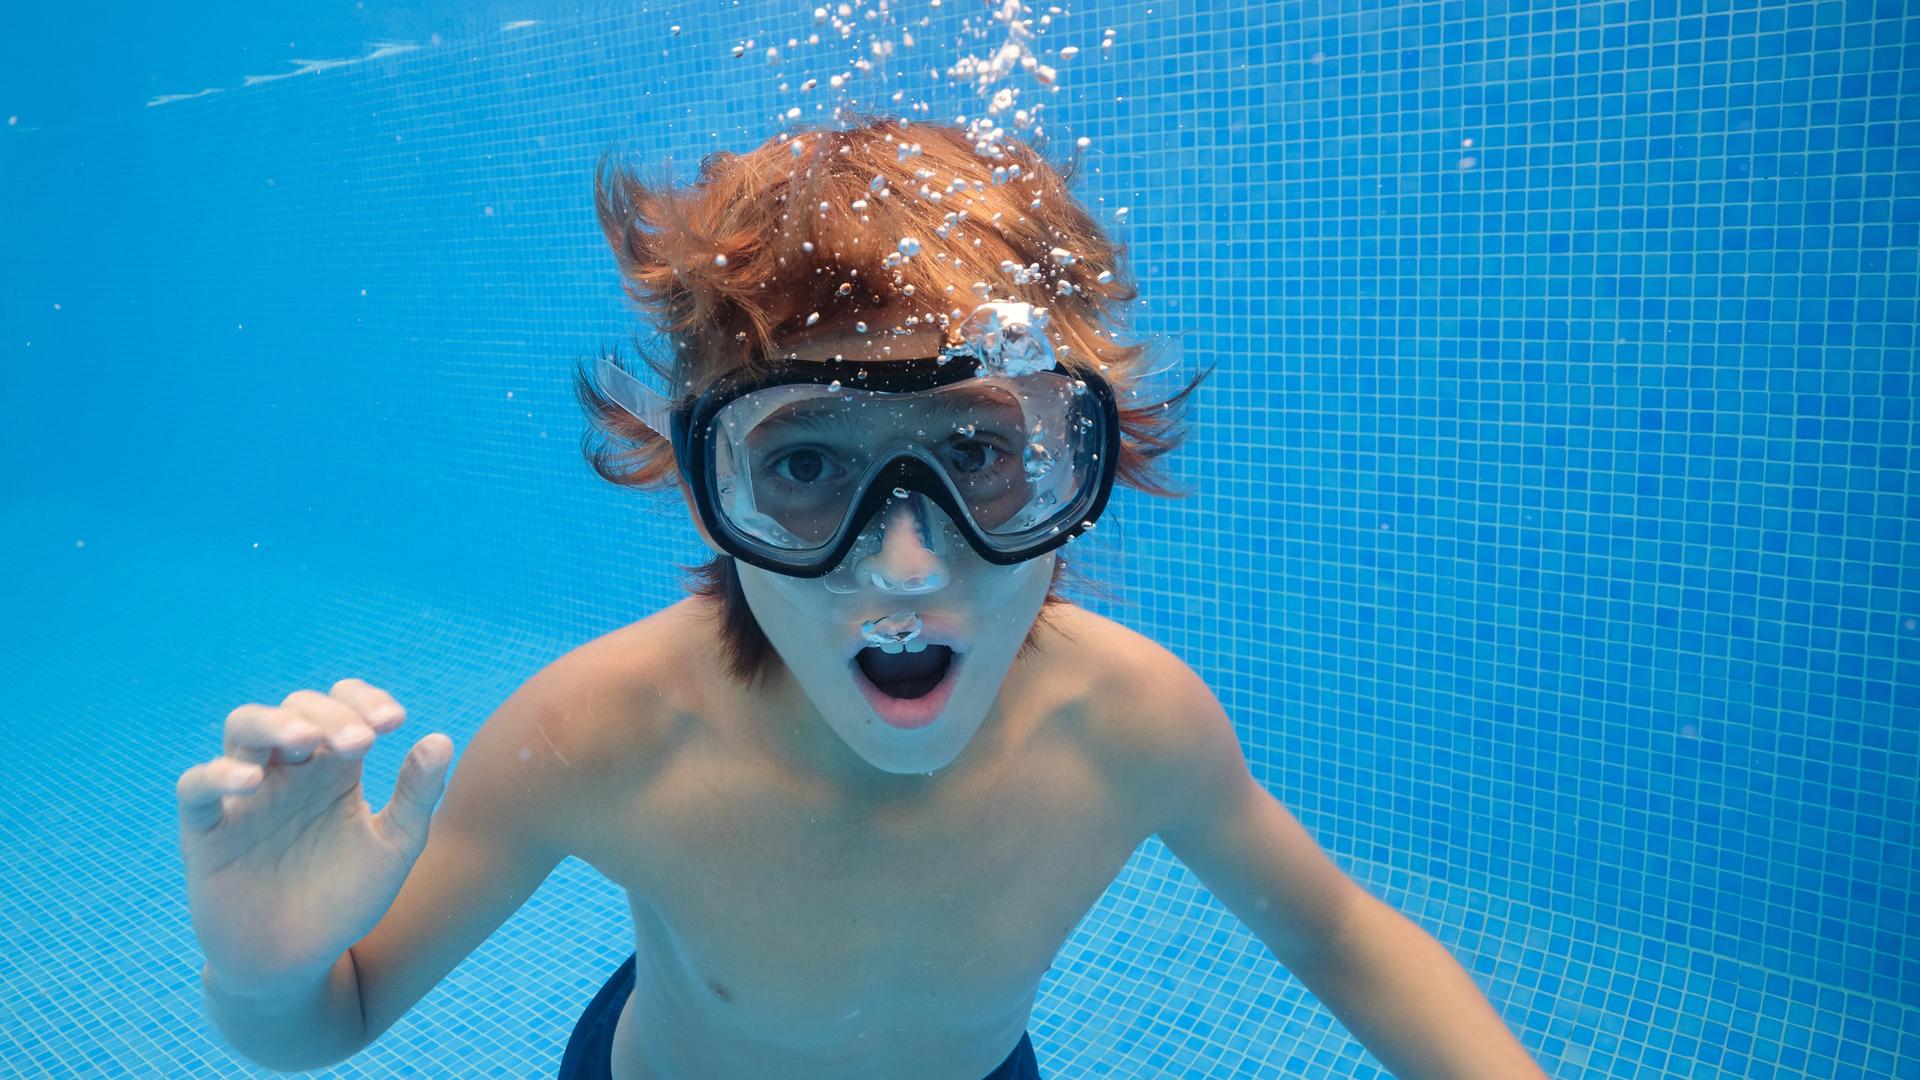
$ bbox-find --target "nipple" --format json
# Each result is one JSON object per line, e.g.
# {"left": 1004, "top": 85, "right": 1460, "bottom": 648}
{"left": 860, "top": 610, "right": 924, "bottom": 649}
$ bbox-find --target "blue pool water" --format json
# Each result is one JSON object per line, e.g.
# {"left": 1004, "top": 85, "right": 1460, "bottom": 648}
{"left": 2, "top": 1, "right": 1916, "bottom": 1077}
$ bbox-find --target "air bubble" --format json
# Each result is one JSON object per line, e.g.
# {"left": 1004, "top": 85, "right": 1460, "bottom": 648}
{"left": 950, "top": 301, "right": 1054, "bottom": 376}
{"left": 861, "top": 610, "right": 923, "bottom": 648}
{"left": 1023, "top": 442, "right": 1056, "bottom": 479}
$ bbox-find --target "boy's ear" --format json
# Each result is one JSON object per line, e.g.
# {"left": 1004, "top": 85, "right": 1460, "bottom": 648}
{"left": 678, "top": 478, "right": 723, "bottom": 554}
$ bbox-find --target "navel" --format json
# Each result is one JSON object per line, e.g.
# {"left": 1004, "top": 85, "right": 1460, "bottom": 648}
{"left": 708, "top": 980, "right": 732, "bottom": 1003}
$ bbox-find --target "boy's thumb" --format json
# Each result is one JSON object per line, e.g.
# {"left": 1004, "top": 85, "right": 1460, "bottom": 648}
{"left": 377, "top": 733, "right": 454, "bottom": 855}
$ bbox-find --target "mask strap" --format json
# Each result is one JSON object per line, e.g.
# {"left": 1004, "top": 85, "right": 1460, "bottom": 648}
{"left": 596, "top": 356, "right": 676, "bottom": 437}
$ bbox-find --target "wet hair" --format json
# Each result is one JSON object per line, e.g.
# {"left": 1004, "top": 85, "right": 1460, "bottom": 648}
{"left": 575, "top": 112, "right": 1208, "bottom": 686}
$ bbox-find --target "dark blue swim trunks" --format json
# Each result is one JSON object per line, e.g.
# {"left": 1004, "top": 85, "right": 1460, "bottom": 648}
{"left": 559, "top": 954, "right": 1041, "bottom": 1079}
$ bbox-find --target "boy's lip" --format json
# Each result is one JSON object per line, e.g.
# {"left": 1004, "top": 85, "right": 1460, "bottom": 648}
{"left": 841, "top": 613, "right": 970, "bottom": 660}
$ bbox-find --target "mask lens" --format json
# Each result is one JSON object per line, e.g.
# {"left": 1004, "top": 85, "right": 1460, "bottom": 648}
{"left": 964, "top": 374, "right": 1103, "bottom": 541}
{"left": 714, "top": 386, "right": 869, "bottom": 551}
{"left": 911, "top": 383, "right": 1030, "bottom": 531}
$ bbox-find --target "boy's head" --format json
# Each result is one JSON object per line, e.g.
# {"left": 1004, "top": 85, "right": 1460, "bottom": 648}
{"left": 577, "top": 115, "right": 1203, "bottom": 776}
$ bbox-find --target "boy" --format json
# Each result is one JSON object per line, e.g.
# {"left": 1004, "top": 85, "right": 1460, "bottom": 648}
{"left": 177, "top": 116, "right": 1544, "bottom": 1079}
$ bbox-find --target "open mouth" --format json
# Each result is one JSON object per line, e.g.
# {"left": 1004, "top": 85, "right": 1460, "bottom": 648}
{"left": 850, "top": 643, "right": 963, "bottom": 730}
{"left": 854, "top": 643, "right": 955, "bottom": 699}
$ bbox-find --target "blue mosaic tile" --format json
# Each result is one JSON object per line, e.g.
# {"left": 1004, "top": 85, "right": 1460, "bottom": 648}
{"left": 2, "top": 0, "right": 1914, "bottom": 1077}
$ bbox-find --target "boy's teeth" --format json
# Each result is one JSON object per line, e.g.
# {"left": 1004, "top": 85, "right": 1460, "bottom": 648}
{"left": 868, "top": 639, "right": 933, "bottom": 655}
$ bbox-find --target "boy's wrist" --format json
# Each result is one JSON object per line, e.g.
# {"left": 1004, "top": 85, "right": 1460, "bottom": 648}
{"left": 200, "top": 953, "right": 367, "bottom": 1072}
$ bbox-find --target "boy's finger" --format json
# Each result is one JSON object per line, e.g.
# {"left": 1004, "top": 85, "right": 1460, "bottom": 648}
{"left": 374, "top": 734, "right": 454, "bottom": 854}
{"left": 328, "top": 678, "right": 408, "bottom": 733}
{"left": 223, "top": 704, "right": 325, "bottom": 766}
{"left": 280, "top": 690, "right": 376, "bottom": 754}
{"left": 177, "top": 758, "right": 265, "bottom": 832}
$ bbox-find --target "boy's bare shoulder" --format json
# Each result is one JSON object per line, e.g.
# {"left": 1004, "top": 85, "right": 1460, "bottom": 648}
{"left": 1044, "top": 595, "right": 1190, "bottom": 722}
{"left": 1041, "top": 602, "right": 1211, "bottom": 755}
{"left": 514, "top": 596, "right": 721, "bottom": 781}
{"left": 1047, "top": 601, "right": 1195, "bottom": 687}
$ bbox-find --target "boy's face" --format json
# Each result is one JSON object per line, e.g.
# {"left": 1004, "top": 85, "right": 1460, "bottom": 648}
{"left": 686, "top": 316, "right": 1059, "bottom": 781}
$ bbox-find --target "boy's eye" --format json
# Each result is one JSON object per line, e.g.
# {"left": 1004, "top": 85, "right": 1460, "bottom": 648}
{"left": 768, "top": 447, "right": 842, "bottom": 484}
{"left": 944, "top": 439, "right": 1005, "bottom": 474}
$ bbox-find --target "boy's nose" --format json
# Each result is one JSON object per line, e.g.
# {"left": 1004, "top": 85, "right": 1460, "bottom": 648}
{"left": 858, "top": 494, "right": 949, "bottom": 594}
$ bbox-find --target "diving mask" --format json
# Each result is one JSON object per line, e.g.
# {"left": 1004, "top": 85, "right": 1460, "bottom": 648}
{"left": 596, "top": 344, "right": 1119, "bottom": 582}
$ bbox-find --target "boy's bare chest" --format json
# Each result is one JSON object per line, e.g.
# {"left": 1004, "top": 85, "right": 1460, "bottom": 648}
{"left": 576, "top": 706, "right": 1152, "bottom": 1075}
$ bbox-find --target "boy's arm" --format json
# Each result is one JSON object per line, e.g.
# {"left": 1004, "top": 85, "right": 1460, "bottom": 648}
{"left": 1128, "top": 653, "right": 1545, "bottom": 1080}
{"left": 348, "top": 655, "right": 606, "bottom": 1046}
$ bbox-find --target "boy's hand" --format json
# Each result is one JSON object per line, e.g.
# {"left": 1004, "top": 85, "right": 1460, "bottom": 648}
{"left": 176, "top": 679, "right": 454, "bottom": 999}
